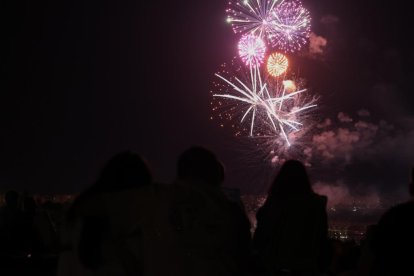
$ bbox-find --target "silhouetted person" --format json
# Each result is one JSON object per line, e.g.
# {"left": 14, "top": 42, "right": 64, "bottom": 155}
{"left": 58, "top": 151, "right": 153, "bottom": 276}
{"left": 23, "top": 196, "right": 37, "bottom": 217}
{"left": 0, "top": 190, "right": 20, "bottom": 222}
{"left": 66, "top": 151, "right": 152, "bottom": 226}
{"left": 20, "top": 195, "right": 43, "bottom": 254}
{"left": 370, "top": 166, "right": 414, "bottom": 275}
{"left": 170, "top": 146, "right": 252, "bottom": 276}
{"left": 0, "top": 190, "right": 25, "bottom": 254}
{"left": 176, "top": 146, "right": 224, "bottom": 187}
{"left": 3, "top": 190, "right": 19, "bottom": 210}
{"left": 69, "top": 151, "right": 152, "bottom": 217}
{"left": 253, "top": 160, "right": 329, "bottom": 275}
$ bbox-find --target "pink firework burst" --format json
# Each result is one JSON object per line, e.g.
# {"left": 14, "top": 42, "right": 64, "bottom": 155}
{"left": 226, "top": 0, "right": 280, "bottom": 42}
{"left": 238, "top": 34, "right": 267, "bottom": 67}
{"left": 270, "top": 0, "right": 311, "bottom": 53}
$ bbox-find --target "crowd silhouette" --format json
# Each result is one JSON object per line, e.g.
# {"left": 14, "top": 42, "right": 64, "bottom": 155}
{"left": 0, "top": 147, "right": 413, "bottom": 275}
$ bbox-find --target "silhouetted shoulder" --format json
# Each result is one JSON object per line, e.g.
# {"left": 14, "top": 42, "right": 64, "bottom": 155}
{"left": 369, "top": 167, "right": 414, "bottom": 275}
{"left": 373, "top": 200, "right": 414, "bottom": 235}
{"left": 374, "top": 200, "right": 414, "bottom": 236}
{"left": 314, "top": 194, "right": 328, "bottom": 207}
{"left": 370, "top": 201, "right": 414, "bottom": 275}
{"left": 382, "top": 200, "right": 414, "bottom": 216}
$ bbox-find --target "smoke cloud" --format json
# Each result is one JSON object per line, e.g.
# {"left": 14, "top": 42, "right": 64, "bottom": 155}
{"left": 309, "top": 32, "right": 327, "bottom": 56}
{"left": 321, "top": 15, "right": 339, "bottom": 25}
{"left": 303, "top": 110, "right": 414, "bottom": 203}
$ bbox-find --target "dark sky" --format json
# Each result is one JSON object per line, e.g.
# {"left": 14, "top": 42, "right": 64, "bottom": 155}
{"left": 1, "top": 0, "right": 414, "bottom": 195}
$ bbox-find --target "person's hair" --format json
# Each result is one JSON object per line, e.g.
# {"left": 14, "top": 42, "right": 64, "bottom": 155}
{"left": 5, "top": 190, "right": 19, "bottom": 209}
{"left": 67, "top": 151, "right": 152, "bottom": 220}
{"left": 94, "top": 151, "right": 152, "bottom": 193}
{"left": 23, "top": 196, "right": 37, "bottom": 213}
{"left": 269, "top": 160, "right": 313, "bottom": 197}
{"left": 177, "top": 146, "right": 224, "bottom": 186}
{"left": 409, "top": 166, "right": 414, "bottom": 196}
{"left": 411, "top": 166, "right": 414, "bottom": 184}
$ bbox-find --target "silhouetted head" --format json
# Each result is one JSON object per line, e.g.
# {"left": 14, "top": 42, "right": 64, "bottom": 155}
{"left": 67, "top": 152, "right": 152, "bottom": 221}
{"left": 94, "top": 151, "right": 152, "bottom": 194}
{"left": 269, "top": 160, "right": 313, "bottom": 197}
{"left": 409, "top": 166, "right": 414, "bottom": 197}
{"left": 177, "top": 146, "right": 224, "bottom": 187}
{"left": 5, "top": 190, "right": 19, "bottom": 209}
{"left": 23, "top": 196, "right": 37, "bottom": 213}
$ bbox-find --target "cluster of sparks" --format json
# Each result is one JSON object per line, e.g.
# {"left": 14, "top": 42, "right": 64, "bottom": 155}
{"left": 211, "top": 0, "right": 318, "bottom": 154}
{"left": 238, "top": 34, "right": 267, "bottom": 66}
{"left": 271, "top": 0, "right": 311, "bottom": 52}
{"left": 212, "top": 64, "right": 317, "bottom": 146}
{"left": 226, "top": 0, "right": 280, "bottom": 43}
{"left": 226, "top": 0, "right": 311, "bottom": 52}
{"left": 267, "top": 52, "right": 289, "bottom": 77}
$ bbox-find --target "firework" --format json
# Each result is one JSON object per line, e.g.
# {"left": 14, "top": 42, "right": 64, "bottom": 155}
{"left": 238, "top": 34, "right": 267, "bottom": 67}
{"left": 211, "top": 62, "right": 317, "bottom": 146}
{"left": 270, "top": 0, "right": 311, "bottom": 52}
{"left": 267, "top": 52, "right": 289, "bottom": 77}
{"left": 226, "top": 0, "right": 280, "bottom": 42}
{"left": 215, "top": 0, "right": 319, "bottom": 161}
{"left": 282, "top": 80, "right": 297, "bottom": 92}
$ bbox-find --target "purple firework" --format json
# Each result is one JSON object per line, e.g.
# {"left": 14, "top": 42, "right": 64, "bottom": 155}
{"left": 238, "top": 34, "right": 267, "bottom": 67}
{"left": 270, "top": 0, "right": 311, "bottom": 53}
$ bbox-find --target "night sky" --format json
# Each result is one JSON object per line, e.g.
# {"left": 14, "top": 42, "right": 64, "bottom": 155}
{"left": 2, "top": 0, "right": 414, "bottom": 198}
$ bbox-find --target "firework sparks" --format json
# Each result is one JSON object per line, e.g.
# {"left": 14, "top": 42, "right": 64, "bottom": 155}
{"left": 270, "top": 0, "right": 311, "bottom": 52}
{"left": 238, "top": 34, "right": 267, "bottom": 67}
{"left": 267, "top": 52, "right": 289, "bottom": 77}
{"left": 226, "top": 0, "right": 281, "bottom": 42}
{"left": 282, "top": 80, "right": 297, "bottom": 92}
{"left": 212, "top": 63, "right": 317, "bottom": 146}
{"left": 216, "top": 0, "right": 319, "bottom": 160}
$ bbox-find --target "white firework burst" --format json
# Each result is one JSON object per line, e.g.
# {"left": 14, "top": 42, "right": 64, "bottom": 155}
{"left": 211, "top": 62, "right": 317, "bottom": 146}
{"left": 226, "top": 0, "right": 281, "bottom": 41}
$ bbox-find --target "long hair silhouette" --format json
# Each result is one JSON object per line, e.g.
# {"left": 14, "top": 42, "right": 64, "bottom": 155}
{"left": 269, "top": 160, "right": 313, "bottom": 197}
